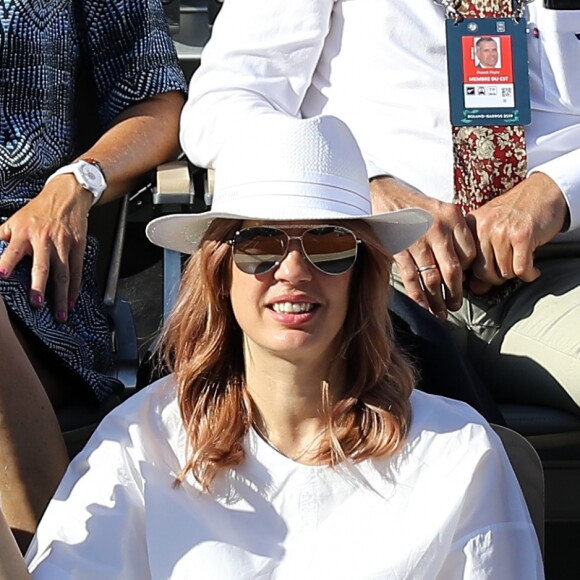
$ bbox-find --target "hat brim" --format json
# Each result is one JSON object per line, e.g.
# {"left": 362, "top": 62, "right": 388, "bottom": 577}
{"left": 146, "top": 208, "right": 433, "bottom": 256}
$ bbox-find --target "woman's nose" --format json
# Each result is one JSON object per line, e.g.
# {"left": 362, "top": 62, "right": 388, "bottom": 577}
{"left": 274, "top": 241, "right": 312, "bottom": 282}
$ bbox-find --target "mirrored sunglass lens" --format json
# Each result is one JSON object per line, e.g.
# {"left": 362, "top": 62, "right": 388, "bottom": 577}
{"left": 232, "top": 227, "right": 286, "bottom": 274}
{"left": 302, "top": 227, "right": 357, "bottom": 274}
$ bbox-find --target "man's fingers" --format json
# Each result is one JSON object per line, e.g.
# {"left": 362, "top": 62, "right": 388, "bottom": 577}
{"left": 437, "top": 257, "right": 464, "bottom": 312}
{"left": 472, "top": 237, "right": 505, "bottom": 287}
{"left": 495, "top": 246, "right": 516, "bottom": 281}
{"left": 513, "top": 243, "right": 540, "bottom": 283}
{"left": 427, "top": 236, "right": 467, "bottom": 312}
{"left": 473, "top": 237, "right": 539, "bottom": 286}
{"left": 394, "top": 250, "right": 432, "bottom": 311}
{"left": 452, "top": 221, "right": 477, "bottom": 268}
{"left": 416, "top": 262, "right": 448, "bottom": 320}
{"left": 483, "top": 238, "right": 515, "bottom": 283}
{"left": 397, "top": 243, "right": 448, "bottom": 319}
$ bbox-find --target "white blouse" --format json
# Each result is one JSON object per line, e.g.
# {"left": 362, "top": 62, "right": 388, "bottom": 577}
{"left": 26, "top": 377, "right": 543, "bottom": 579}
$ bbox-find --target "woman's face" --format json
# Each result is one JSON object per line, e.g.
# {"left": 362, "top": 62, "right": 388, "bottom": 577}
{"left": 229, "top": 222, "right": 354, "bottom": 364}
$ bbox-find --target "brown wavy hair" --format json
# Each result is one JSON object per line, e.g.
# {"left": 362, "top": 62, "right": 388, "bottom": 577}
{"left": 156, "top": 218, "right": 416, "bottom": 491}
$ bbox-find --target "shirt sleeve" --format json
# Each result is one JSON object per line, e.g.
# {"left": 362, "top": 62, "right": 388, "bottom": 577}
{"left": 526, "top": 6, "right": 580, "bottom": 234}
{"left": 77, "top": 0, "right": 187, "bottom": 128}
{"left": 435, "top": 428, "right": 544, "bottom": 580}
{"left": 25, "top": 413, "right": 151, "bottom": 579}
{"left": 180, "top": 0, "right": 335, "bottom": 169}
{"left": 529, "top": 149, "right": 580, "bottom": 234}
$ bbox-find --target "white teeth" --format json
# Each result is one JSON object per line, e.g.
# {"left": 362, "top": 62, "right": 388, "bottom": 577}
{"left": 272, "top": 302, "right": 315, "bottom": 313}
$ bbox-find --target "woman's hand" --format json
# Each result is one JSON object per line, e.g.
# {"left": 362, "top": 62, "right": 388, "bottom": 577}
{"left": 0, "top": 175, "right": 93, "bottom": 322}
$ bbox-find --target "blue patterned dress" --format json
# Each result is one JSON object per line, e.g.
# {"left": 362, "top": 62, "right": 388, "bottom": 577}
{"left": 0, "top": 0, "right": 186, "bottom": 401}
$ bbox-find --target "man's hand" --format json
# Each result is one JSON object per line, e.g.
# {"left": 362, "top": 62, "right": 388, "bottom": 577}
{"left": 0, "top": 176, "right": 93, "bottom": 322}
{"left": 370, "top": 177, "right": 477, "bottom": 319}
{"left": 466, "top": 172, "right": 569, "bottom": 295}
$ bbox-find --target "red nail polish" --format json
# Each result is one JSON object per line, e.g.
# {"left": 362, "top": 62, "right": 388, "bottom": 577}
{"left": 57, "top": 310, "right": 68, "bottom": 322}
{"left": 0, "top": 268, "right": 8, "bottom": 277}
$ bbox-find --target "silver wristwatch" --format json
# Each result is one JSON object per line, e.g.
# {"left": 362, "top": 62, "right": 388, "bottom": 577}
{"left": 45, "top": 158, "right": 107, "bottom": 206}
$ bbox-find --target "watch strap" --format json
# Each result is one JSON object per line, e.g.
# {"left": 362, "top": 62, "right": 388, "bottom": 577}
{"left": 45, "top": 159, "right": 107, "bottom": 206}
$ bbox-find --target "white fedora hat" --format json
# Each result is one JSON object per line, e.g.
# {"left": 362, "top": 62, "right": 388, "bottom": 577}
{"left": 146, "top": 114, "right": 432, "bottom": 254}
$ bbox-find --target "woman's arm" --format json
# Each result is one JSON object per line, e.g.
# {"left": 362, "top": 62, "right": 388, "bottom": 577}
{"left": 86, "top": 91, "right": 185, "bottom": 202}
{"left": 0, "top": 91, "right": 185, "bottom": 320}
{"left": 436, "top": 428, "right": 544, "bottom": 579}
{"left": 0, "top": 510, "right": 31, "bottom": 580}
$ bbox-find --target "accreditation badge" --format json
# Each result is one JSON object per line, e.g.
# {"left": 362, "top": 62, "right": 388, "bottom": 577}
{"left": 446, "top": 17, "right": 531, "bottom": 127}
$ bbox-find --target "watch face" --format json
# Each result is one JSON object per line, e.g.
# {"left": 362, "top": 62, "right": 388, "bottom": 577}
{"left": 78, "top": 162, "right": 106, "bottom": 194}
{"left": 80, "top": 165, "right": 100, "bottom": 184}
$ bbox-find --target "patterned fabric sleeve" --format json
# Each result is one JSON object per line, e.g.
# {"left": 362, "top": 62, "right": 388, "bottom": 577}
{"left": 77, "top": 0, "right": 187, "bottom": 128}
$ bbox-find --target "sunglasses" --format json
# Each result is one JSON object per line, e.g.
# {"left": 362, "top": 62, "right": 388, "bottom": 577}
{"left": 228, "top": 225, "right": 361, "bottom": 275}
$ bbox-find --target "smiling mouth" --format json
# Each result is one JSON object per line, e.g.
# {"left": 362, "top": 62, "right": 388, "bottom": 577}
{"left": 271, "top": 302, "right": 317, "bottom": 314}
